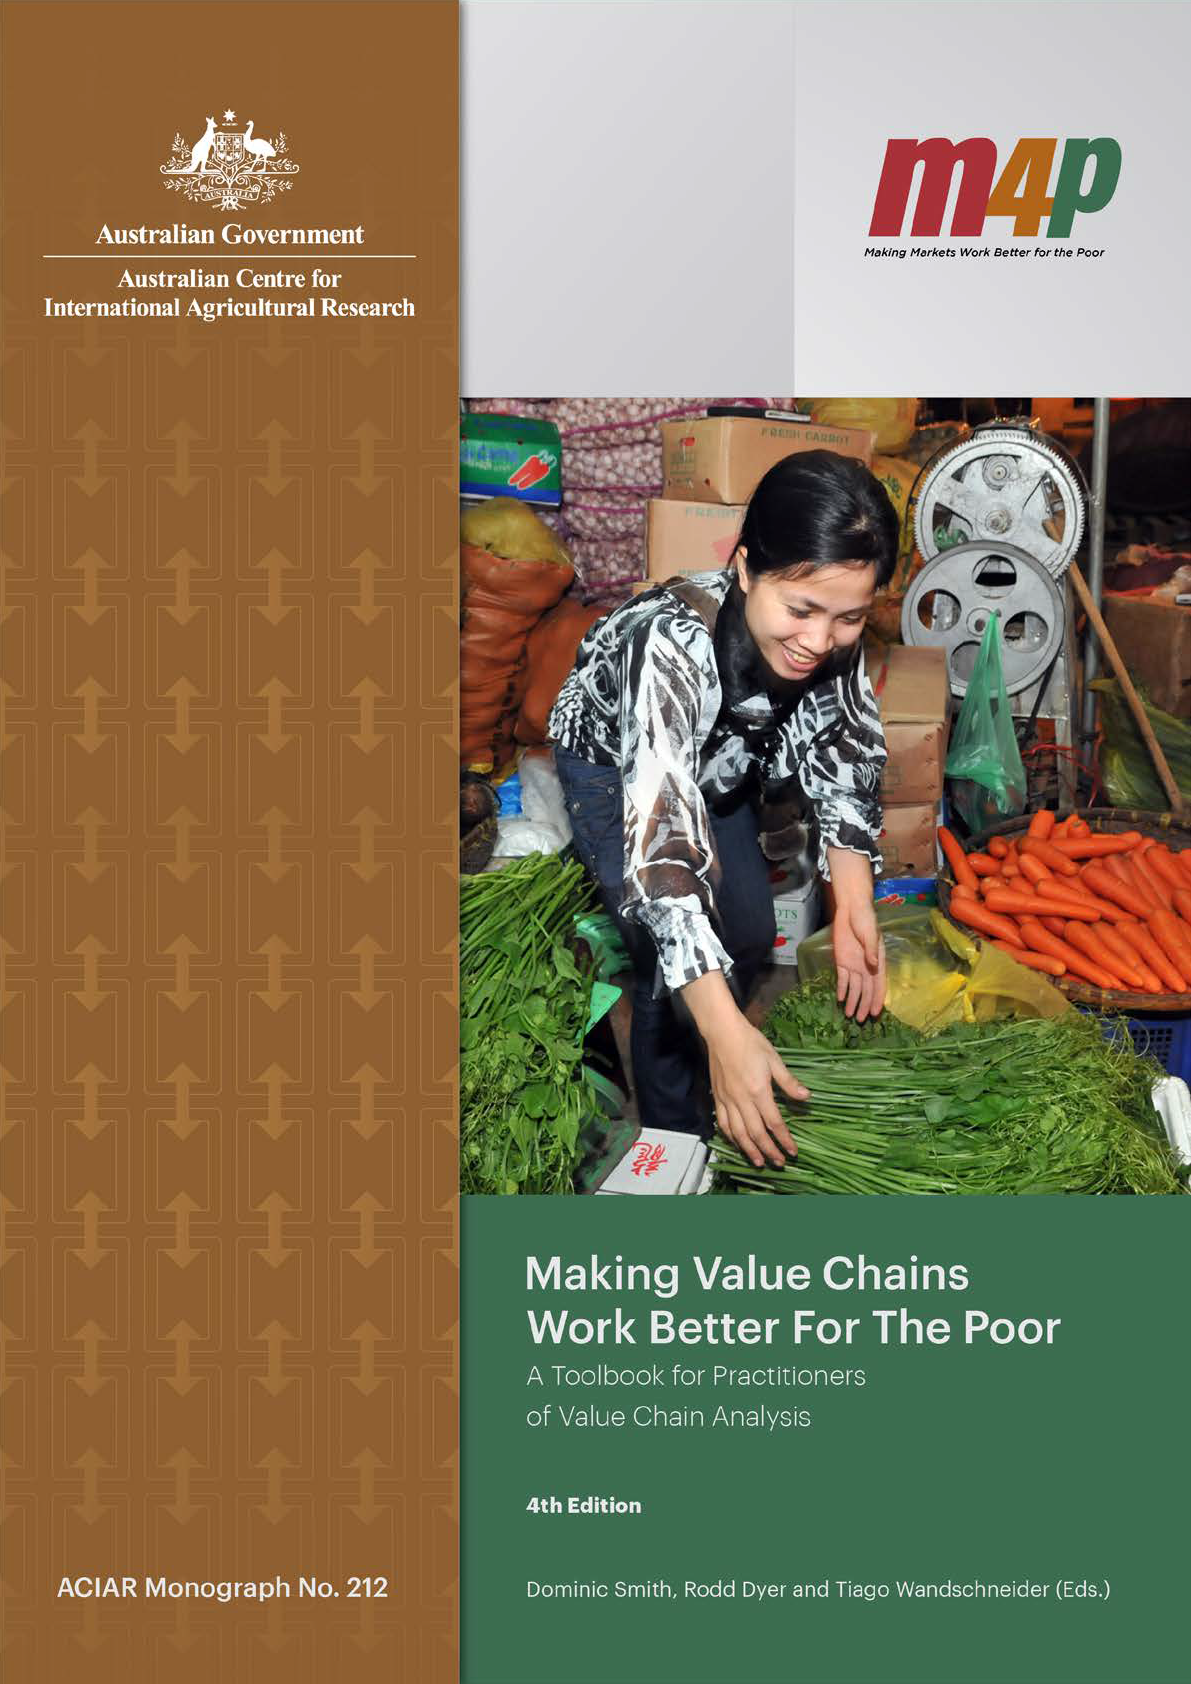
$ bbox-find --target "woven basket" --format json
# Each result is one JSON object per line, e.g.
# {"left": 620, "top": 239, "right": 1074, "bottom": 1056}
{"left": 937, "top": 808, "right": 1191, "bottom": 1012}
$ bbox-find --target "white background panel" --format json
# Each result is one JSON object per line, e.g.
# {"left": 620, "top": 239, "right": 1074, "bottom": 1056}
{"left": 461, "top": 2, "right": 795, "bottom": 394}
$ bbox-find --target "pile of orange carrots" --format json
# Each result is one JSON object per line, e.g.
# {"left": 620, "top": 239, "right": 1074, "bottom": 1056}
{"left": 938, "top": 813, "right": 1191, "bottom": 994}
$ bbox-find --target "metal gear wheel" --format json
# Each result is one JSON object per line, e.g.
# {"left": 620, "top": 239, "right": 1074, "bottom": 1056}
{"left": 911, "top": 425, "right": 1086, "bottom": 578}
{"left": 901, "top": 540, "right": 1066, "bottom": 697}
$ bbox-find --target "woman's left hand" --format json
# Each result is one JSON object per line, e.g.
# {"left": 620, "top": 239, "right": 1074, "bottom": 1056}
{"left": 832, "top": 897, "right": 886, "bottom": 1022}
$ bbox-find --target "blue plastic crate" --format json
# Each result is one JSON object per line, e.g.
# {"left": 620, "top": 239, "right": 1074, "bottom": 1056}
{"left": 1086, "top": 1011, "right": 1191, "bottom": 1082}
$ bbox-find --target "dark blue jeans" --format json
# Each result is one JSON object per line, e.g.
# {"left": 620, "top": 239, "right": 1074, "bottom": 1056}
{"left": 555, "top": 747, "right": 776, "bottom": 1135}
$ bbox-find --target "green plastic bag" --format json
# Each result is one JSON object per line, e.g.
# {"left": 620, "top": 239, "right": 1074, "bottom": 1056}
{"left": 1091, "top": 678, "right": 1191, "bottom": 809}
{"left": 943, "top": 613, "right": 1026, "bottom": 833}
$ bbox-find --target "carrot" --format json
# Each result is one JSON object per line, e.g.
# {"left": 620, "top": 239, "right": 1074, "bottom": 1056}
{"left": 1034, "top": 899, "right": 1106, "bottom": 922}
{"left": 937, "top": 827, "right": 978, "bottom": 891}
{"left": 1019, "top": 837, "right": 1079, "bottom": 876}
{"left": 1017, "top": 854, "right": 1051, "bottom": 887}
{"left": 981, "top": 886, "right": 1045, "bottom": 913}
{"left": 1172, "top": 887, "right": 1191, "bottom": 929}
{"left": 1103, "top": 852, "right": 1139, "bottom": 886}
{"left": 1068, "top": 818, "right": 1091, "bottom": 837}
{"left": 1129, "top": 850, "right": 1174, "bottom": 911}
{"left": 1122, "top": 855, "right": 1167, "bottom": 912}
{"left": 991, "top": 941, "right": 1066, "bottom": 976}
{"left": 1039, "top": 874, "right": 1132, "bottom": 923}
{"left": 1052, "top": 816, "right": 1075, "bottom": 840}
{"left": 1093, "top": 922, "right": 1163, "bottom": 992}
{"left": 987, "top": 836, "right": 1010, "bottom": 859}
{"left": 1040, "top": 916, "right": 1068, "bottom": 937}
{"left": 1026, "top": 809, "right": 1056, "bottom": 841}
{"left": 985, "top": 887, "right": 1099, "bottom": 922}
{"left": 1082, "top": 864, "right": 1153, "bottom": 920}
{"left": 951, "top": 882, "right": 979, "bottom": 904}
{"left": 1050, "top": 832, "right": 1143, "bottom": 859}
{"left": 967, "top": 853, "right": 1001, "bottom": 877}
{"left": 1173, "top": 849, "right": 1191, "bottom": 883}
{"left": 1145, "top": 916, "right": 1191, "bottom": 983}
{"left": 950, "top": 901, "right": 1024, "bottom": 947}
{"left": 1115, "top": 921, "right": 1188, "bottom": 994}
{"left": 1063, "top": 921, "right": 1149, "bottom": 990}
{"left": 1001, "top": 851, "right": 1022, "bottom": 877}
{"left": 1103, "top": 856, "right": 1162, "bottom": 916}
{"left": 987, "top": 875, "right": 1099, "bottom": 913}
{"left": 1018, "top": 918, "right": 1124, "bottom": 991}
{"left": 1146, "top": 848, "right": 1190, "bottom": 897}
{"left": 1025, "top": 866, "right": 1125, "bottom": 921}
{"left": 1148, "top": 910, "right": 1191, "bottom": 978}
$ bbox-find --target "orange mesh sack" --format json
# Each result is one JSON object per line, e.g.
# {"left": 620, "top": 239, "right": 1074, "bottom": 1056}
{"left": 459, "top": 500, "right": 574, "bottom": 771}
{"left": 515, "top": 598, "right": 608, "bottom": 746}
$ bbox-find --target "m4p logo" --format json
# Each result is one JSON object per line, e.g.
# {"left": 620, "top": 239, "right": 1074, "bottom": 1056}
{"left": 870, "top": 138, "right": 1121, "bottom": 239}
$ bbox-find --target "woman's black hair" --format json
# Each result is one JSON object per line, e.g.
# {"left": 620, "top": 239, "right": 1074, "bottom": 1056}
{"left": 732, "top": 449, "right": 899, "bottom": 590}
{"left": 717, "top": 450, "right": 898, "bottom": 775}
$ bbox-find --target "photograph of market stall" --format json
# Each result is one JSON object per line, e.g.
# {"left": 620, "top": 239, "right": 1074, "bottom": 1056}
{"left": 457, "top": 398, "right": 1191, "bottom": 1197}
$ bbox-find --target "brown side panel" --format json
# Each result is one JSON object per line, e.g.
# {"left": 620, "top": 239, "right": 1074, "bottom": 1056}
{"left": 0, "top": 4, "right": 458, "bottom": 1679}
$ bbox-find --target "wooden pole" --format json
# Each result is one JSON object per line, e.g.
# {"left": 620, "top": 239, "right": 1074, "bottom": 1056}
{"left": 1068, "top": 563, "right": 1185, "bottom": 817}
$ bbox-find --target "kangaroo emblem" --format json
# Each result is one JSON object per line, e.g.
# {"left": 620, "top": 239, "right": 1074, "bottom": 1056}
{"left": 180, "top": 115, "right": 216, "bottom": 175}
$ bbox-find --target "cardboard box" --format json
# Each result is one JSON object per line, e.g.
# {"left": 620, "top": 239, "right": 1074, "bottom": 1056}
{"left": 1103, "top": 595, "right": 1191, "bottom": 719}
{"left": 876, "top": 802, "right": 940, "bottom": 877}
{"left": 660, "top": 416, "right": 874, "bottom": 505}
{"left": 870, "top": 645, "right": 951, "bottom": 806}
{"left": 646, "top": 498, "right": 745, "bottom": 580}
{"left": 765, "top": 860, "right": 822, "bottom": 966}
{"left": 881, "top": 720, "right": 947, "bottom": 806}
{"left": 596, "top": 1129, "right": 708, "bottom": 1196}
{"left": 460, "top": 412, "right": 562, "bottom": 507}
{"left": 874, "top": 876, "right": 938, "bottom": 908}
{"left": 771, "top": 879, "right": 823, "bottom": 966}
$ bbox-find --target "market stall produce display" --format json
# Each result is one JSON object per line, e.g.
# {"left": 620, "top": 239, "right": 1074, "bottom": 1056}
{"left": 938, "top": 811, "right": 1191, "bottom": 1008}
{"left": 713, "top": 978, "right": 1181, "bottom": 1195}
{"left": 460, "top": 854, "right": 603, "bottom": 1195}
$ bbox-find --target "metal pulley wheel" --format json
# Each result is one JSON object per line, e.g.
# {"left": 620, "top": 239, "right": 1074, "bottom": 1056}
{"left": 901, "top": 541, "right": 1066, "bottom": 697}
{"left": 912, "top": 425, "right": 1086, "bottom": 578}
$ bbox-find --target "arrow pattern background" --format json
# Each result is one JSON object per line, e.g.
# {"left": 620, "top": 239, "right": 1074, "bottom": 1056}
{"left": 1, "top": 5, "right": 458, "bottom": 1680}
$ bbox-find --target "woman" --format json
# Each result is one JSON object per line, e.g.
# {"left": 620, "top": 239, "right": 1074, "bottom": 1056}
{"left": 548, "top": 450, "right": 898, "bottom": 1172}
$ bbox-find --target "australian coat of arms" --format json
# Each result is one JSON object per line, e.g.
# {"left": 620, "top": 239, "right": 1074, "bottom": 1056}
{"left": 161, "top": 109, "right": 299, "bottom": 209}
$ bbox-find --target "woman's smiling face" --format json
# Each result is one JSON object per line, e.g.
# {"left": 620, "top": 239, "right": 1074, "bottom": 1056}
{"left": 736, "top": 551, "right": 876, "bottom": 682}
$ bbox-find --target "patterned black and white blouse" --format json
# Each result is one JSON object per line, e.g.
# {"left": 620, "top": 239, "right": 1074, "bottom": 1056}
{"left": 547, "top": 568, "right": 887, "bottom": 994}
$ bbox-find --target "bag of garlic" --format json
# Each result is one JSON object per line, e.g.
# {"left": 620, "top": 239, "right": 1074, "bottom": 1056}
{"left": 560, "top": 439, "right": 663, "bottom": 490}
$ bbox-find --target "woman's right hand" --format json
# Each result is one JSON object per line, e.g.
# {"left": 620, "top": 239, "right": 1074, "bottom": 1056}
{"left": 681, "top": 970, "right": 807, "bottom": 1168}
{"left": 705, "top": 1013, "right": 807, "bottom": 1168}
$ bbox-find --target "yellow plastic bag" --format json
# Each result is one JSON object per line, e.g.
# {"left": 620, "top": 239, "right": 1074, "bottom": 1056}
{"left": 795, "top": 902, "right": 1070, "bottom": 1030}
{"left": 807, "top": 398, "right": 919, "bottom": 453}
{"left": 962, "top": 941, "right": 1071, "bottom": 1022}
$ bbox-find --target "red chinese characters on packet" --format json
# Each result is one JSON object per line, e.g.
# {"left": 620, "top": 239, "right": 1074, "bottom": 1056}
{"left": 630, "top": 1142, "right": 669, "bottom": 1178}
